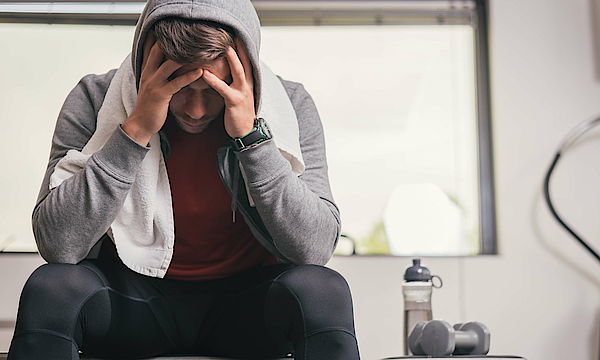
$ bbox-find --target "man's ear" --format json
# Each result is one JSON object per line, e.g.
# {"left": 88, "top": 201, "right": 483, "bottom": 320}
{"left": 141, "top": 29, "right": 156, "bottom": 71}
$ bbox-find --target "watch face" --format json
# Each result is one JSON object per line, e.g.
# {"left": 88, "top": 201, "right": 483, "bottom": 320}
{"left": 259, "top": 118, "right": 272, "bottom": 139}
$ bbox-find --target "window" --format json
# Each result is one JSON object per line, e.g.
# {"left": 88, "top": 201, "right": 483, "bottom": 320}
{"left": 0, "top": 23, "right": 136, "bottom": 252}
{"left": 0, "top": 0, "right": 495, "bottom": 256}
{"left": 255, "top": 1, "right": 495, "bottom": 256}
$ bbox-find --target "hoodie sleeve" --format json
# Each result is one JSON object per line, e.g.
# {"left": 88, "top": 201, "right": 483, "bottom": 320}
{"left": 234, "top": 79, "right": 341, "bottom": 265}
{"left": 32, "top": 71, "right": 150, "bottom": 264}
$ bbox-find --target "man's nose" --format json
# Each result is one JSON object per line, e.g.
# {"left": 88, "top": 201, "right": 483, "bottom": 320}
{"left": 184, "top": 91, "right": 206, "bottom": 120}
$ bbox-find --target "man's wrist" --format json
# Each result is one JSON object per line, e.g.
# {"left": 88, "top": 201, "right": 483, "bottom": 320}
{"left": 229, "top": 121, "right": 255, "bottom": 139}
{"left": 94, "top": 127, "right": 151, "bottom": 182}
{"left": 232, "top": 118, "right": 272, "bottom": 151}
{"left": 121, "top": 116, "right": 154, "bottom": 147}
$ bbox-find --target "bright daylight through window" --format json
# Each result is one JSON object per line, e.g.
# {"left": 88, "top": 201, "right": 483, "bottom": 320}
{"left": 0, "top": 0, "right": 493, "bottom": 256}
{"left": 261, "top": 25, "right": 481, "bottom": 256}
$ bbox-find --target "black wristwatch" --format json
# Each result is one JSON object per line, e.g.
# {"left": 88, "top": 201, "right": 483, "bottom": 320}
{"left": 232, "top": 118, "right": 273, "bottom": 151}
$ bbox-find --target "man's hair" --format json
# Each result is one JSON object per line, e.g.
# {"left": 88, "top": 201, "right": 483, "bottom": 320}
{"left": 153, "top": 18, "right": 235, "bottom": 64}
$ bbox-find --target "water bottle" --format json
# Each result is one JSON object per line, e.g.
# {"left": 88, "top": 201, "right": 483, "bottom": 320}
{"left": 402, "top": 259, "right": 442, "bottom": 355}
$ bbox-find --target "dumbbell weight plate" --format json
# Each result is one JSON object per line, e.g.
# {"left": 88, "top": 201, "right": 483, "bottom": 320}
{"left": 454, "top": 322, "right": 491, "bottom": 355}
{"left": 408, "top": 321, "right": 427, "bottom": 355}
{"left": 420, "top": 320, "right": 455, "bottom": 357}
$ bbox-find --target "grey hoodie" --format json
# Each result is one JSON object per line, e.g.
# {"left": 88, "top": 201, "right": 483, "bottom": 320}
{"left": 33, "top": 0, "right": 341, "bottom": 270}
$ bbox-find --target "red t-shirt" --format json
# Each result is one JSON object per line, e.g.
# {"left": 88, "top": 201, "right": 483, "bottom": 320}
{"left": 162, "top": 117, "right": 277, "bottom": 281}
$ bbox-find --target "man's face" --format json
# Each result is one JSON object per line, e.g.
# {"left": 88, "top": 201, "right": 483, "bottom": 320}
{"left": 168, "top": 57, "right": 232, "bottom": 133}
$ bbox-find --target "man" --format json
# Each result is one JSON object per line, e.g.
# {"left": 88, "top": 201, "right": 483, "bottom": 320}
{"left": 8, "top": 0, "right": 360, "bottom": 359}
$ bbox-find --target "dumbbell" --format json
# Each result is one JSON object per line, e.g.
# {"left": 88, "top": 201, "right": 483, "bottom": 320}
{"left": 408, "top": 320, "right": 490, "bottom": 357}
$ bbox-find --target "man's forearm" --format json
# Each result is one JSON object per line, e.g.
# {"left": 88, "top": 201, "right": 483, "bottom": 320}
{"left": 235, "top": 80, "right": 341, "bottom": 265}
{"left": 31, "top": 70, "right": 151, "bottom": 264}
{"left": 236, "top": 141, "right": 340, "bottom": 265}
{"left": 34, "top": 127, "right": 149, "bottom": 263}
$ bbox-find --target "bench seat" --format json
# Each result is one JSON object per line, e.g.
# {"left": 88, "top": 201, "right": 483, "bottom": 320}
{"left": 0, "top": 353, "right": 291, "bottom": 360}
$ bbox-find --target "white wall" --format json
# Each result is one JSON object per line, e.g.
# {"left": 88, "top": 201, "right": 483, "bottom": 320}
{"left": 330, "top": 0, "right": 600, "bottom": 359}
{"left": 2, "top": 0, "right": 600, "bottom": 359}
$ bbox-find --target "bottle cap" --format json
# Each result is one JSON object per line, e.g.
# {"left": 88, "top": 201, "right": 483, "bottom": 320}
{"left": 404, "top": 259, "right": 432, "bottom": 282}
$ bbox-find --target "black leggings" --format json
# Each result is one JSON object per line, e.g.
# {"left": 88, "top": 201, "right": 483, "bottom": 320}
{"left": 8, "top": 260, "right": 360, "bottom": 360}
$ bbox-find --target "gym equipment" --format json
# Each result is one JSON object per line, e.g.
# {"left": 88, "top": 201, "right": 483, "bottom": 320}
{"left": 402, "top": 259, "right": 442, "bottom": 355}
{"left": 408, "top": 320, "right": 490, "bottom": 357}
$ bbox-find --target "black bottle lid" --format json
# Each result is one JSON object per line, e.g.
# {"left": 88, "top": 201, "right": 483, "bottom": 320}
{"left": 404, "top": 259, "right": 432, "bottom": 282}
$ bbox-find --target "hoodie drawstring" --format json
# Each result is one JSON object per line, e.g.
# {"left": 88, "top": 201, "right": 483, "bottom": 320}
{"left": 231, "top": 159, "right": 240, "bottom": 223}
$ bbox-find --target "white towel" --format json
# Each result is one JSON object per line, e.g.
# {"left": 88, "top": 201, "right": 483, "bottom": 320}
{"left": 50, "top": 54, "right": 304, "bottom": 278}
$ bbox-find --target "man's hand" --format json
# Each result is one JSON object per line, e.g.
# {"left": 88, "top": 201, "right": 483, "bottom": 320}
{"left": 122, "top": 32, "right": 203, "bottom": 146}
{"left": 203, "top": 38, "right": 256, "bottom": 139}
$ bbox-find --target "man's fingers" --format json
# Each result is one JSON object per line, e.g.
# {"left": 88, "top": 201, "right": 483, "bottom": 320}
{"left": 203, "top": 70, "right": 233, "bottom": 98}
{"left": 226, "top": 46, "right": 246, "bottom": 87}
{"left": 165, "top": 68, "right": 203, "bottom": 94}
{"left": 141, "top": 31, "right": 156, "bottom": 73}
{"left": 144, "top": 42, "right": 166, "bottom": 75}
{"left": 235, "top": 38, "right": 254, "bottom": 85}
{"left": 154, "top": 59, "right": 184, "bottom": 81}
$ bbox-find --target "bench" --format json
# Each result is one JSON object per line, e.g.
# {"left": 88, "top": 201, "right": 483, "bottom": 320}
{"left": 0, "top": 353, "right": 292, "bottom": 359}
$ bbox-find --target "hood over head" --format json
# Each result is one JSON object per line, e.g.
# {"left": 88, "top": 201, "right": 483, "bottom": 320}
{"left": 132, "top": 0, "right": 263, "bottom": 109}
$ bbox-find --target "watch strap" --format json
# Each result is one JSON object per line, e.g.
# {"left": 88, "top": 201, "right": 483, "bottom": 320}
{"left": 233, "top": 118, "right": 272, "bottom": 150}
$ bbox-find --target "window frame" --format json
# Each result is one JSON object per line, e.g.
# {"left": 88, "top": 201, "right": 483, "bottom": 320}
{"left": 0, "top": 0, "right": 496, "bottom": 255}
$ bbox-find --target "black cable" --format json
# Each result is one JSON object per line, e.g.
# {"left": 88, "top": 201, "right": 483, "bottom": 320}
{"left": 339, "top": 234, "right": 357, "bottom": 255}
{"left": 543, "top": 152, "right": 600, "bottom": 263}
